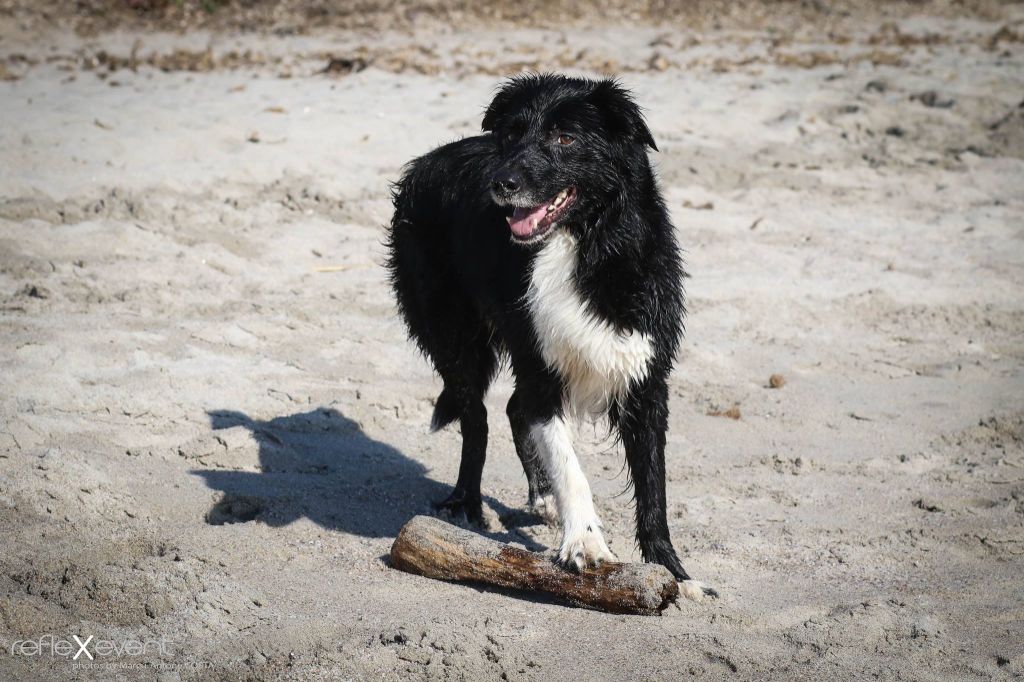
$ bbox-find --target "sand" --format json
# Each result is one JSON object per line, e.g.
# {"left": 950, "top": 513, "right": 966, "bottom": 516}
{"left": 1, "top": 4, "right": 1023, "bottom": 680}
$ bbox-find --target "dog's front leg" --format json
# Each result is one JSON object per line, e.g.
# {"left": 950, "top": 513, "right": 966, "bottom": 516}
{"left": 530, "top": 416, "right": 615, "bottom": 570}
{"left": 620, "top": 377, "right": 718, "bottom": 600}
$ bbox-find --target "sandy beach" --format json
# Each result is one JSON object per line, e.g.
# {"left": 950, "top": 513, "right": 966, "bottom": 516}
{"left": 1, "top": 2, "right": 1023, "bottom": 679}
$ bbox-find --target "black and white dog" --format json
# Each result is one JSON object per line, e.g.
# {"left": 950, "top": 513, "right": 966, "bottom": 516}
{"left": 387, "top": 74, "right": 712, "bottom": 596}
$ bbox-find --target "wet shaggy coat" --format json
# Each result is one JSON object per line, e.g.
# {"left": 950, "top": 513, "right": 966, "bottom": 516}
{"left": 386, "top": 74, "right": 698, "bottom": 582}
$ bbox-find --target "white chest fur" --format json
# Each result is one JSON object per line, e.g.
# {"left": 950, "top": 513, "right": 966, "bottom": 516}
{"left": 526, "top": 231, "right": 653, "bottom": 417}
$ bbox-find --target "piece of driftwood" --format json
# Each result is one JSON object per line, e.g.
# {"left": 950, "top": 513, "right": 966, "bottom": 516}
{"left": 389, "top": 515, "right": 679, "bottom": 615}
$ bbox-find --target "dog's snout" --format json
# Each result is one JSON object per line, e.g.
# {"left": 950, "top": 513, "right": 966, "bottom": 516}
{"left": 491, "top": 172, "right": 522, "bottom": 195}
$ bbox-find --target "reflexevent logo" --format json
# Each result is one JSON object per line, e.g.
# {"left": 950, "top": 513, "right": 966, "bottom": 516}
{"left": 8, "top": 633, "right": 214, "bottom": 673}
{"left": 11, "top": 634, "right": 173, "bottom": 660}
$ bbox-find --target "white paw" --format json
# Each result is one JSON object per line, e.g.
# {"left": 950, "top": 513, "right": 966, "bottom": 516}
{"left": 557, "top": 523, "right": 616, "bottom": 571}
{"left": 679, "top": 580, "right": 719, "bottom": 602}
{"left": 529, "top": 493, "right": 559, "bottom": 526}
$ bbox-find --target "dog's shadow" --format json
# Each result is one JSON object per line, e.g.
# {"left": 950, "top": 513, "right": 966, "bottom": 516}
{"left": 192, "top": 407, "right": 543, "bottom": 549}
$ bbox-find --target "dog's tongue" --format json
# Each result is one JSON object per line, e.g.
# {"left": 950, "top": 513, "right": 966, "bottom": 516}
{"left": 508, "top": 204, "right": 548, "bottom": 237}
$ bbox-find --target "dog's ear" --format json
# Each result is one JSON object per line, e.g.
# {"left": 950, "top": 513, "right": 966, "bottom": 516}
{"left": 481, "top": 92, "right": 506, "bottom": 133}
{"left": 590, "top": 79, "right": 658, "bottom": 152}
{"left": 481, "top": 81, "right": 519, "bottom": 133}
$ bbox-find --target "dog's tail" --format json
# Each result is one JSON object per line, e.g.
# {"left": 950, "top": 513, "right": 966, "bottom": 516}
{"left": 430, "top": 388, "right": 462, "bottom": 432}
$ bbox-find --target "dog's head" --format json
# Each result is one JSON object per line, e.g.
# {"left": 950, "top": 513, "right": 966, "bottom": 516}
{"left": 482, "top": 73, "right": 657, "bottom": 246}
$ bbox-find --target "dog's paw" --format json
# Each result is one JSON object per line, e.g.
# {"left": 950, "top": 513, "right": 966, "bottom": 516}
{"left": 678, "top": 580, "right": 719, "bottom": 603}
{"left": 557, "top": 523, "right": 616, "bottom": 571}
{"left": 528, "top": 493, "right": 559, "bottom": 526}
{"left": 432, "top": 491, "right": 484, "bottom": 528}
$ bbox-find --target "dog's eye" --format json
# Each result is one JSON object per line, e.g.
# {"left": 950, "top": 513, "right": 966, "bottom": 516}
{"left": 557, "top": 133, "right": 576, "bottom": 146}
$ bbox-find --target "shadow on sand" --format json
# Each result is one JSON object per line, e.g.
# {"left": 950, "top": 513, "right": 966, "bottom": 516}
{"left": 192, "top": 407, "right": 541, "bottom": 547}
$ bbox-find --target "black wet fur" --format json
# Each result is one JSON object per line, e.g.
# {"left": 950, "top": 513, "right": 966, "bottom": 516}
{"left": 386, "top": 74, "right": 694, "bottom": 582}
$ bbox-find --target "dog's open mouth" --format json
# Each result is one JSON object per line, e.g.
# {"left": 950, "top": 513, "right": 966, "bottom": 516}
{"left": 506, "top": 186, "right": 576, "bottom": 243}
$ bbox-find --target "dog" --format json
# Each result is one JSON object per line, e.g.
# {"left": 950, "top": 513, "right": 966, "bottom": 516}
{"left": 387, "top": 74, "right": 713, "bottom": 597}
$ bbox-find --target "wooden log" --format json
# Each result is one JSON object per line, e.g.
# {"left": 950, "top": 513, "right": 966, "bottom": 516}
{"left": 389, "top": 515, "right": 679, "bottom": 615}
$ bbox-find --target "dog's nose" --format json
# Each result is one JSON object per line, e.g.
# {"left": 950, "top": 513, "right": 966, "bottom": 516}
{"left": 491, "top": 173, "right": 521, "bottom": 194}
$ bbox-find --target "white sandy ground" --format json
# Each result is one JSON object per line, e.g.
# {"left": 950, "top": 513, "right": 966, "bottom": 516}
{"left": 1, "top": 10, "right": 1023, "bottom": 680}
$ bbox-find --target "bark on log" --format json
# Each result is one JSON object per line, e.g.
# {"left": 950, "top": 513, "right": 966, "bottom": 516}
{"left": 389, "top": 515, "right": 679, "bottom": 615}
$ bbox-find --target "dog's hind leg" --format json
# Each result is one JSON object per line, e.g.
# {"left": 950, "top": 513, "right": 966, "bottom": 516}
{"left": 429, "top": 336, "right": 498, "bottom": 527}
{"left": 434, "top": 396, "right": 489, "bottom": 526}
{"left": 387, "top": 215, "right": 498, "bottom": 527}
{"left": 618, "top": 376, "right": 718, "bottom": 600}
{"left": 506, "top": 389, "right": 555, "bottom": 523}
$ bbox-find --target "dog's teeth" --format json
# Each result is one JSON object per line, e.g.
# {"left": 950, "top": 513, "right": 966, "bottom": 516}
{"left": 546, "top": 204, "right": 556, "bottom": 213}
{"left": 505, "top": 216, "right": 512, "bottom": 225}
